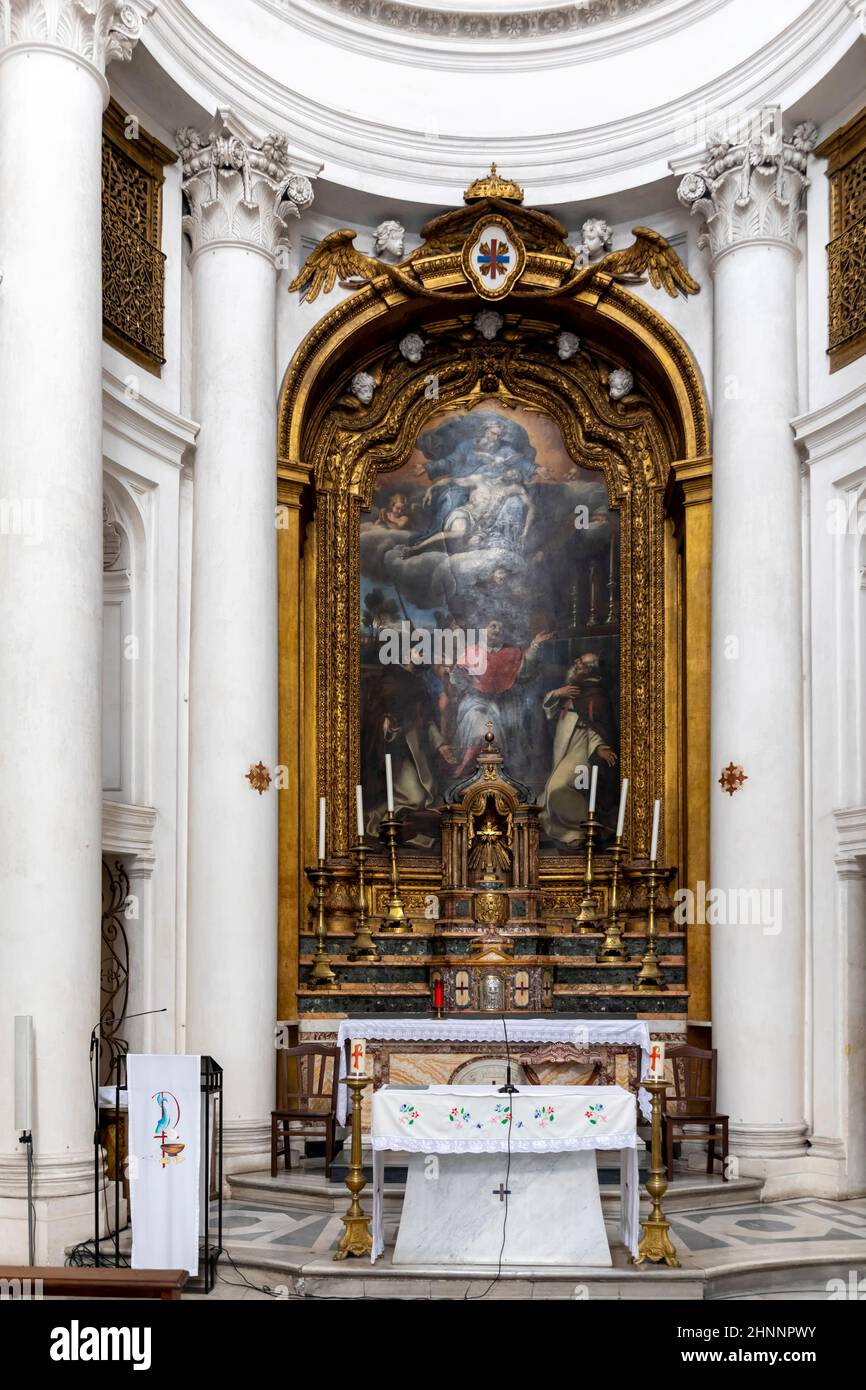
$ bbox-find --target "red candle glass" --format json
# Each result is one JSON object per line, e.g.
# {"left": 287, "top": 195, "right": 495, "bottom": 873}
{"left": 433, "top": 979, "right": 444, "bottom": 1011}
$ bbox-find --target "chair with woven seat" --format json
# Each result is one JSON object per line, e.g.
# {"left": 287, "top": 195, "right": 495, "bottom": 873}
{"left": 271, "top": 1043, "right": 340, "bottom": 1180}
{"left": 663, "top": 1045, "right": 729, "bottom": 1182}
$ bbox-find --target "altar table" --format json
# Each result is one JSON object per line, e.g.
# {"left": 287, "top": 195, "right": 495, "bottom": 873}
{"left": 370, "top": 1084, "right": 640, "bottom": 1265}
{"left": 335, "top": 1017, "right": 652, "bottom": 1125}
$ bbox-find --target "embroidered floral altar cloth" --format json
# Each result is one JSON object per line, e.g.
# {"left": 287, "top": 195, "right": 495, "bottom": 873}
{"left": 370, "top": 1083, "right": 640, "bottom": 1262}
{"left": 335, "top": 1017, "right": 653, "bottom": 1125}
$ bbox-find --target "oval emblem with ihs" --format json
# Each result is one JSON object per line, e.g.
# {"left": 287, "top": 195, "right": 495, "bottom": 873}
{"left": 461, "top": 216, "right": 526, "bottom": 300}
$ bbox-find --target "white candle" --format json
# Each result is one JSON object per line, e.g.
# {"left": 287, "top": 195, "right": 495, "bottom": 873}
{"left": 355, "top": 784, "right": 364, "bottom": 839}
{"left": 349, "top": 1038, "right": 367, "bottom": 1076}
{"left": 648, "top": 1040, "right": 665, "bottom": 1080}
{"left": 588, "top": 763, "right": 598, "bottom": 814}
{"left": 318, "top": 796, "right": 326, "bottom": 862}
{"left": 616, "top": 777, "right": 629, "bottom": 839}
{"left": 385, "top": 753, "right": 394, "bottom": 813}
{"left": 650, "top": 798, "right": 661, "bottom": 862}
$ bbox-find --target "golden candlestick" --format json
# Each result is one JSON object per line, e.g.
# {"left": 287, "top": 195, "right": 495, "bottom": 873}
{"left": 633, "top": 1077, "right": 680, "bottom": 1267}
{"left": 575, "top": 809, "right": 601, "bottom": 932}
{"left": 636, "top": 859, "right": 665, "bottom": 989}
{"left": 379, "top": 811, "right": 413, "bottom": 933}
{"left": 334, "top": 1073, "right": 373, "bottom": 1260}
{"left": 306, "top": 860, "right": 337, "bottom": 988}
{"left": 597, "top": 834, "right": 629, "bottom": 961}
{"left": 349, "top": 839, "right": 377, "bottom": 960}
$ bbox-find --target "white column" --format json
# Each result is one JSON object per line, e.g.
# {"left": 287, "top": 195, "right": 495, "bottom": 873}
{"left": 0, "top": 0, "right": 154, "bottom": 1261}
{"left": 679, "top": 114, "right": 818, "bottom": 1189}
{"left": 180, "top": 115, "right": 313, "bottom": 1171}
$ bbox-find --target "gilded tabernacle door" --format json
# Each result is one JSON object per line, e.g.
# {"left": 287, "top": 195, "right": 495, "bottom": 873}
{"left": 276, "top": 176, "right": 711, "bottom": 1022}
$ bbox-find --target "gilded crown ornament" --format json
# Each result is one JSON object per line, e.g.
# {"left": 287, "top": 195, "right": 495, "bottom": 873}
{"left": 463, "top": 163, "right": 524, "bottom": 204}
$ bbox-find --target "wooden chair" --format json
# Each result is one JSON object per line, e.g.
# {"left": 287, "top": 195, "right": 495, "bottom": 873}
{"left": 271, "top": 1043, "right": 340, "bottom": 1180}
{"left": 662, "top": 1045, "right": 729, "bottom": 1182}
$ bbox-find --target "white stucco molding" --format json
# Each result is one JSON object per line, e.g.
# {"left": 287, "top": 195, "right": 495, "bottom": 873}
{"left": 793, "top": 381, "right": 866, "bottom": 468}
{"left": 144, "top": 0, "right": 858, "bottom": 202}
{"left": 260, "top": 0, "right": 724, "bottom": 71}
{"left": 103, "top": 799, "right": 158, "bottom": 875}
{"left": 835, "top": 806, "right": 866, "bottom": 866}
{"left": 102, "top": 368, "right": 199, "bottom": 470}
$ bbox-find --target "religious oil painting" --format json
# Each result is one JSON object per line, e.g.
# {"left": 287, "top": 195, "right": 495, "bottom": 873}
{"left": 360, "top": 403, "right": 621, "bottom": 854}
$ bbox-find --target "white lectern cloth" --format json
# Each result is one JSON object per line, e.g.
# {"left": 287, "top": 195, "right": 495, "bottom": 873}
{"left": 370, "top": 1084, "right": 640, "bottom": 1262}
{"left": 127, "top": 1054, "right": 200, "bottom": 1276}
{"left": 335, "top": 1017, "right": 652, "bottom": 1124}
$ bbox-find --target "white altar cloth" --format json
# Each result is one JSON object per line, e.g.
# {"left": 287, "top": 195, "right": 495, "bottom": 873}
{"left": 370, "top": 1084, "right": 640, "bottom": 1263}
{"left": 335, "top": 1017, "right": 652, "bottom": 1124}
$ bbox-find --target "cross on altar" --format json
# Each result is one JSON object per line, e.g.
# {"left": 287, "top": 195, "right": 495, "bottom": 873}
{"left": 492, "top": 1183, "right": 511, "bottom": 1202}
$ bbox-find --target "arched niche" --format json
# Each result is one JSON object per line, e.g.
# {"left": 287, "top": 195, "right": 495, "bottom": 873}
{"left": 275, "top": 279, "right": 711, "bottom": 1018}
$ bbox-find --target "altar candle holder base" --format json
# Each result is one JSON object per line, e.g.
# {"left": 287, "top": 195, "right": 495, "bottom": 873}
{"left": 349, "top": 840, "right": 377, "bottom": 960}
{"left": 334, "top": 1074, "right": 373, "bottom": 1260}
{"left": 597, "top": 835, "right": 629, "bottom": 962}
{"left": 575, "top": 809, "right": 601, "bottom": 934}
{"left": 632, "top": 1077, "right": 680, "bottom": 1268}
{"left": 379, "top": 812, "right": 413, "bottom": 934}
{"left": 306, "top": 861, "right": 338, "bottom": 989}
{"left": 635, "top": 860, "right": 665, "bottom": 990}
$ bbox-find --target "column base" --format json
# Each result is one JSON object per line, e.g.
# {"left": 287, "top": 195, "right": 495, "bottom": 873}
{"left": 222, "top": 1118, "right": 273, "bottom": 1178}
{"left": 729, "top": 1121, "right": 813, "bottom": 1198}
{"left": 0, "top": 1149, "right": 96, "bottom": 1264}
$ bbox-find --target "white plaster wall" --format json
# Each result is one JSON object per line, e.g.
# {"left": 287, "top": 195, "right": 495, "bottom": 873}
{"left": 101, "top": 385, "right": 197, "bottom": 1060}
{"left": 796, "top": 382, "right": 866, "bottom": 1195}
{"left": 96, "top": 76, "right": 198, "bottom": 1064}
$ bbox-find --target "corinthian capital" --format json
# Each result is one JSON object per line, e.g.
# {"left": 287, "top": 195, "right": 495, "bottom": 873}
{"left": 0, "top": 0, "right": 155, "bottom": 70}
{"left": 178, "top": 109, "right": 315, "bottom": 263}
{"left": 677, "top": 109, "right": 818, "bottom": 263}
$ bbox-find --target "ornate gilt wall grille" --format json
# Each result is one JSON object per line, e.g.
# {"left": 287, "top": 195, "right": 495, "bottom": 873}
{"left": 816, "top": 106, "right": 866, "bottom": 373}
{"left": 102, "top": 100, "right": 173, "bottom": 374}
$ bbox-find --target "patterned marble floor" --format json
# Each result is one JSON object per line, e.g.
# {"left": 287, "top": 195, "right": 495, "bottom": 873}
{"left": 200, "top": 1194, "right": 866, "bottom": 1300}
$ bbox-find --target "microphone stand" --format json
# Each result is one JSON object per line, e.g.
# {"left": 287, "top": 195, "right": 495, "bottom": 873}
{"left": 497, "top": 1013, "right": 519, "bottom": 1095}
{"left": 92, "top": 1007, "right": 166, "bottom": 1266}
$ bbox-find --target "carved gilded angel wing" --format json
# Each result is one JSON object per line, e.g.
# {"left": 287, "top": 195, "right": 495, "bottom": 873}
{"left": 287, "top": 228, "right": 381, "bottom": 302}
{"left": 599, "top": 227, "right": 700, "bottom": 298}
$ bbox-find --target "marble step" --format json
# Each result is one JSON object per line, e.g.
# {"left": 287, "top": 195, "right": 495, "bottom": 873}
{"left": 227, "top": 1164, "right": 762, "bottom": 1217}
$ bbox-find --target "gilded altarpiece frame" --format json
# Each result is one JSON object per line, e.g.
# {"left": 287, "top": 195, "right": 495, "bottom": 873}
{"left": 277, "top": 279, "right": 711, "bottom": 1020}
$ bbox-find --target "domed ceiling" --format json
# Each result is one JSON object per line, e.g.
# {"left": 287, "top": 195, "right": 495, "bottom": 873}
{"left": 144, "top": 1, "right": 857, "bottom": 204}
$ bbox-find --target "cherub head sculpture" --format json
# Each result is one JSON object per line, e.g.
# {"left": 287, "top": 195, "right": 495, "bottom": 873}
{"left": 373, "top": 219, "right": 406, "bottom": 262}
{"left": 580, "top": 218, "right": 613, "bottom": 259}
{"left": 556, "top": 331, "right": 581, "bottom": 361}
{"left": 351, "top": 370, "right": 377, "bottom": 405}
{"left": 399, "top": 332, "right": 426, "bottom": 364}
{"left": 608, "top": 366, "right": 634, "bottom": 401}
{"left": 474, "top": 309, "right": 504, "bottom": 341}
